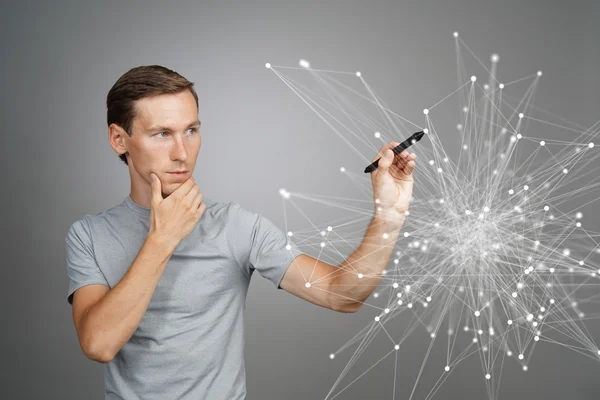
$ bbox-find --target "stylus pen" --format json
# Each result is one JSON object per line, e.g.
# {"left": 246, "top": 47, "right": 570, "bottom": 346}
{"left": 364, "top": 130, "right": 426, "bottom": 173}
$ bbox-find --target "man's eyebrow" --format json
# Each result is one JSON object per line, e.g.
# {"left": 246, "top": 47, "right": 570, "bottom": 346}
{"left": 146, "top": 120, "right": 201, "bottom": 132}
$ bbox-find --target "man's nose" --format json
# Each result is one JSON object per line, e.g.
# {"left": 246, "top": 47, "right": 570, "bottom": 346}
{"left": 170, "top": 135, "right": 188, "bottom": 162}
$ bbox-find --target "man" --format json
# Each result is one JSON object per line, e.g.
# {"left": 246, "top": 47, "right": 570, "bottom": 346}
{"left": 66, "top": 65, "right": 417, "bottom": 399}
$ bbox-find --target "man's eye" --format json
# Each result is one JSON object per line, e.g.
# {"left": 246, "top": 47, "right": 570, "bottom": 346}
{"left": 187, "top": 128, "right": 197, "bottom": 134}
{"left": 156, "top": 132, "right": 168, "bottom": 137}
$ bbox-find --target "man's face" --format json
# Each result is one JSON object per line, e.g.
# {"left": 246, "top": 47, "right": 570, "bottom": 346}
{"left": 122, "top": 90, "right": 201, "bottom": 197}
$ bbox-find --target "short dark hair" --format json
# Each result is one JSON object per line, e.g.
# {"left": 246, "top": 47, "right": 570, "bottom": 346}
{"left": 106, "top": 65, "right": 199, "bottom": 166}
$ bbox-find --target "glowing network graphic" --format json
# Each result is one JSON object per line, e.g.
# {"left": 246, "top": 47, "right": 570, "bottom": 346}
{"left": 267, "top": 32, "right": 600, "bottom": 399}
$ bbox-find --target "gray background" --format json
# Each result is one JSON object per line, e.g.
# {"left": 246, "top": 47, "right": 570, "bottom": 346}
{"left": 2, "top": 0, "right": 599, "bottom": 399}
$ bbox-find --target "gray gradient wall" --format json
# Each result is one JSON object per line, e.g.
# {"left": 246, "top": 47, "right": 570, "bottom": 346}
{"left": 2, "top": 0, "right": 599, "bottom": 399}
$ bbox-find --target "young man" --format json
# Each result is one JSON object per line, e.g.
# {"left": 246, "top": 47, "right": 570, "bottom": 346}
{"left": 66, "top": 65, "right": 417, "bottom": 399}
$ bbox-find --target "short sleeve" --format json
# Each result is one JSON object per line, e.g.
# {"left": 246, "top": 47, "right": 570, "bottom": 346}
{"left": 65, "top": 217, "right": 109, "bottom": 305}
{"left": 230, "top": 203, "right": 306, "bottom": 289}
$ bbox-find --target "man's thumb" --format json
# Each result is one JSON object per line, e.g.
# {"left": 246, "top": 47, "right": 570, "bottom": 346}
{"left": 378, "top": 149, "right": 394, "bottom": 172}
{"left": 150, "top": 173, "right": 161, "bottom": 202}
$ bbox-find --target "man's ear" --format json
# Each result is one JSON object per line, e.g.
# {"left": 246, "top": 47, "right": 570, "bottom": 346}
{"left": 108, "top": 123, "right": 129, "bottom": 157}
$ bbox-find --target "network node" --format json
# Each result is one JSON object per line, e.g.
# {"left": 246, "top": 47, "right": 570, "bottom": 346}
{"left": 537, "top": 70, "right": 543, "bottom": 76}
{"left": 423, "top": 108, "right": 429, "bottom": 115}
{"left": 374, "top": 131, "right": 381, "bottom": 138}
{"left": 445, "top": 366, "right": 450, "bottom": 372}
{"left": 507, "top": 351, "right": 513, "bottom": 356}
{"left": 471, "top": 75, "right": 477, "bottom": 82}
{"left": 540, "top": 141, "right": 545, "bottom": 146}
{"left": 519, "top": 113, "right": 524, "bottom": 119}
{"left": 483, "top": 84, "right": 489, "bottom": 90}
{"left": 518, "top": 354, "right": 524, "bottom": 360}
{"left": 265, "top": 62, "right": 271, "bottom": 69}
{"left": 327, "top": 226, "right": 333, "bottom": 231}
{"left": 491, "top": 54, "right": 499, "bottom": 63}
{"left": 589, "top": 142, "right": 595, "bottom": 148}
{"left": 383, "top": 233, "right": 389, "bottom": 239}
{"left": 563, "top": 168, "right": 568, "bottom": 174}
{"left": 305, "top": 282, "right": 311, "bottom": 288}
{"left": 356, "top": 71, "right": 361, "bottom": 77}
{"left": 298, "top": 59, "right": 311, "bottom": 68}
{"left": 523, "top": 366, "right": 528, "bottom": 371}
{"left": 329, "top": 353, "right": 335, "bottom": 359}
{"left": 453, "top": 31, "right": 459, "bottom": 38}
{"left": 517, "top": 133, "right": 523, "bottom": 139}
{"left": 499, "top": 83, "right": 505, "bottom": 89}
{"left": 374, "top": 316, "right": 380, "bottom": 321}
{"left": 358, "top": 273, "right": 363, "bottom": 279}
{"left": 286, "top": 244, "right": 291, "bottom": 250}
{"left": 475, "top": 310, "right": 480, "bottom": 317}
{"left": 395, "top": 344, "right": 400, "bottom": 350}
{"left": 404, "top": 232, "right": 410, "bottom": 237}
{"left": 508, "top": 319, "right": 513, "bottom": 325}
{"left": 483, "top": 206, "right": 490, "bottom": 212}
{"left": 287, "top": 231, "right": 293, "bottom": 237}
{"left": 407, "top": 303, "right": 413, "bottom": 308}
{"left": 485, "top": 374, "right": 491, "bottom": 380}
{"left": 544, "top": 206, "right": 549, "bottom": 211}
{"left": 465, "top": 210, "right": 472, "bottom": 215}
{"left": 423, "top": 128, "right": 429, "bottom": 133}
{"left": 340, "top": 167, "right": 346, "bottom": 172}
{"left": 509, "top": 189, "right": 514, "bottom": 195}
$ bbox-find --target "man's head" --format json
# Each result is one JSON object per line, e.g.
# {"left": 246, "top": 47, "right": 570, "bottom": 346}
{"left": 107, "top": 65, "right": 201, "bottom": 199}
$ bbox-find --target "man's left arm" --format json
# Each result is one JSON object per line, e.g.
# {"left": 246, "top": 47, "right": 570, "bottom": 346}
{"left": 280, "top": 141, "right": 416, "bottom": 313}
{"left": 280, "top": 212, "right": 404, "bottom": 313}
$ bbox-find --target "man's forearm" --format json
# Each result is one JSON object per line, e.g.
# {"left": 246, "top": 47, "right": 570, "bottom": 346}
{"left": 81, "top": 234, "right": 176, "bottom": 362}
{"left": 331, "top": 212, "right": 406, "bottom": 312}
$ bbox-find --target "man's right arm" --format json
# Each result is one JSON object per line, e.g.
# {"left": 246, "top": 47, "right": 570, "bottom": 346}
{"left": 72, "top": 234, "right": 176, "bottom": 363}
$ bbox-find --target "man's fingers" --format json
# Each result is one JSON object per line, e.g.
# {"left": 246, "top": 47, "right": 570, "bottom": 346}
{"left": 373, "top": 142, "right": 401, "bottom": 162}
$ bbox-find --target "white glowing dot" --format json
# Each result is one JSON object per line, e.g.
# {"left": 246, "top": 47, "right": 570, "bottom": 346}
{"left": 406, "top": 285, "right": 411, "bottom": 292}
{"left": 527, "top": 314, "right": 534, "bottom": 321}
{"left": 576, "top": 222, "right": 581, "bottom": 228}
{"left": 287, "top": 232, "right": 293, "bottom": 237}
{"left": 382, "top": 233, "right": 389, "bottom": 239}
{"left": 424, "top": 128, "right": 429, "bottom": 133}
{"left": 465, "top": 210, "right": 472, "bottom": 215}
{"left": 483, "top": 206, "right": 490, "bottom": 212}
{"left": 509, "top": 189, "right": 514, "bottom": 195}
{"left": 384, "top": 308, "right": 390, "bottom": 314}
{"left": 510, "top": 135, "right": 517, "bottom": 143}
{"left": 395, "top": 344, "right": 400, "bottom": 350}
{"left": 474, "top": 311, "right": 480, "bottom": 317}
{"left": 405, "top": 210, "right": 410, "bottom": 216}
{"left": 576, "top": 212, "right": 583, "bottom": 219}
{"left": 563, "top": 168, "right": 568, "bottom": 174}
{"left": 426, "top": 296, "right": 432, "bottom": 302}
{"left": 523, "top": 366, "right": 528, "bottom": 371}
{"left": 437, "top": 167, "right": 443, "bottom": 173}
{"left": 597, "top": 350, "right": 600, "bottom": 355}
{"left": 550, "top": 299, "right": 555, "bottom": 304}
{"left": 329, "top": 353, "right": 335, "bottom": 359}
{"left": 469, "top": 75, "right": 476, "bottom": 82}
{"left": 445, "top": 366, "right": 450, "bottom": 372}
{"left": 356, "top": 71, "right": 361, "bottom": 77}
{"left": 507, "top": 351, "right": 513, "bottom": 356}
{"left": 298, "top": 59, "right": 310, "bottom": 68}
{"left": 478, "top": 329, "right": 483, "bottom": 335}
{"left": 519, "top": 113, "right": 524, "bottom": 119}
{"left": 473, "top": 338, "right": 478, "bottom": 343}
{"left": 374, "top": 316, "right": 380, "bottom": 322}
{"left": 524, "top": 185, "right": 529, "bottom": 191}
{"left": 491, "top": 53, "right": 499, "bottom": 63}
{"left": 517, "top": 133, "right": 522, "bottom": 139}
{"left": 512, "top": 292, "right": 518, "bottom": 298}
{"left": 420, "top": 108, "right": 429, "bottom": 116}
{"left": 404, "top": 232, "right": 409, "bottom": 237}
{"left": 305, "top": 282, "right": 310, "bottom": 288}
{"left": 393, "top": 283, "right": 399, "bottom": 288}
{"left": 463, "top": 144, "right": 468, "bottom": 150}
{"left": 589, "top": 142, "right": 595, "bottom": 148}
{"left": 265, "top": 62, "right": 271, "bottom": 69}
{"left": 397, "top": 300, "right": 403, "bottom": 305}
{"left": 357, "top": 273, "right": 363, "bottom": 279}
{"left": 485, "top": 374, "right": 491, "bottom": 380}
{"left": 320, "top": 242, "right": 326, "bottom": 248}
{"left": 534, "top": 336, "right": 539, "bottom": 341}
{"left": 285, "top": 244, "right": 291, "bottom": 250}
{"left": 374, "top": 131, "right": 381, "bottom": 138}
{"left": 499, "top": 83, "right": 505, "bottom": 89}
{"left": 518, "top": 354, "right": 524, "bottom": 360}
{"left": 453, "top": 31, "right": 459, "bottom": 38}
{"left": 540, "top": 141, "right": 545, "bottom": 146}
{"left": 550, "top": 268, "right": 555, "bottom": 273}
{"left": 340, "top": 167, "right": 346, "bottom": 172}
{"left": 537, "top": 70, "right": 542, "bottom": 76}
{"left": 483, "top": 84, "right": 489, "bottom": 90}
{"left": 327, "top": 226, "right": 333, "bottom": 232}
{"left": 407, "top": 303, "right": 413, "bottom": 308}
{"left": 429, "top": 160, "right": 434, "bottom": 165}
{"left": 464, "top": 326, "right": 469, "bottom": 332}
{"left": 544, "top": 206, "right": 549, "bottom": 211}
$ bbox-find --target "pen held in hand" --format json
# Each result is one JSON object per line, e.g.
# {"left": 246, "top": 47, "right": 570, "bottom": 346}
{"left": 364, "top": 130, "right": 426, "bottom": 173}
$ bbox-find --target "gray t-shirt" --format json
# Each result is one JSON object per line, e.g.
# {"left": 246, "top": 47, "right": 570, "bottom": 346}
{"left": 65, "top": 194, "right": 305, "bottom": 399}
